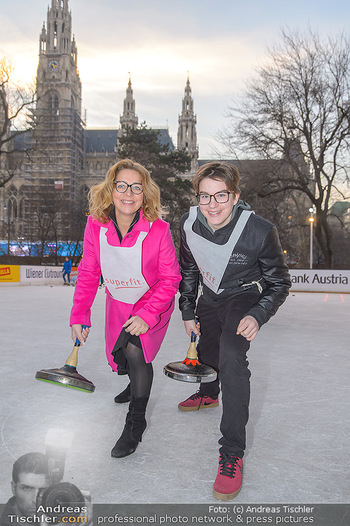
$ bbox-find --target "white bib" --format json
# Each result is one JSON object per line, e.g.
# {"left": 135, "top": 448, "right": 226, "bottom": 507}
{"left": 99, "top": 227, "right": 150, "bottom": 304}
{"left": 184, "top": 206, "right": 252, "bottom": 294}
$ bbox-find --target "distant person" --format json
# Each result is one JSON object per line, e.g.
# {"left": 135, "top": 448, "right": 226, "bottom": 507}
{"left": 62, "top": 257, "right": 72, "bottom": 285}
{"left": 0, "top": 453, "right": 49, "bottom": 526}
{"left": 178, "top": 161, "right": 291, "bottom": 500}
{"left": 70, "top": 159, "right": 181, "bottom": 458}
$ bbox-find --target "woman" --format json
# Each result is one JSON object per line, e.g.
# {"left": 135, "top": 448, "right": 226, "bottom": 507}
{"left": 178, "top": 161, "right": 291, "bottom": 499}
{"left": 70, "top": 159, "right": 181, "bottom": 458}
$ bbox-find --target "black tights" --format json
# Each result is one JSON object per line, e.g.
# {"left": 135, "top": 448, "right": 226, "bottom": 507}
{"left": 123, "top": 342, "right": 153, "bottom": 399}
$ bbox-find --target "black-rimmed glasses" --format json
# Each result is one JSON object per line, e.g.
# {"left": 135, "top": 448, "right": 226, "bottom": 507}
{"left": 114, "top": 181, "right": 143, "bottom": 195}
{"left": 196, "top": 191, "right": 234, "bottom": 205}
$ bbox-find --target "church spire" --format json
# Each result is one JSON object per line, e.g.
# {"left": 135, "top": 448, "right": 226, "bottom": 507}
{"left": 120, "top": 74, "right": 138, "bottom": 132}
{"left": 38, "top": 0, "right": 74, "bottom": 57}
{"left": 33, "top": 0, "right": 83, "bottom": 208}
{"left": 177, "top": 73, "right": 198, "bottom": 174}
{"left": 36, "top": 0, "right": 81, "bottom": 119}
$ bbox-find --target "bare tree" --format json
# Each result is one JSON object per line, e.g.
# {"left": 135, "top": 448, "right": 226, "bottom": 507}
{"left": 26, "top": 186, "right": 64, "bottom": 264}
{"left": 117, "top": 124, "right": 193, "bottom": 251}
{"left": 221, "top": 28, "right": 350, "bottom": 268}
{"left": 0, "top": 57, "right": 36, "bottom": 188}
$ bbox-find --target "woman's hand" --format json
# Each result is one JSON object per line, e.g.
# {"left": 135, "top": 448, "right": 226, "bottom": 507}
{"left": 236, "top": 316, "right": 259, "bottom": 341}
{"left": 184, "top": 319, "right": 201, "bottom": 337}
{"left": 71, "top": 324, "right": 90, "bottom": 345}
{"left": 123, "top": 316, "right": 150, "bottom": 336}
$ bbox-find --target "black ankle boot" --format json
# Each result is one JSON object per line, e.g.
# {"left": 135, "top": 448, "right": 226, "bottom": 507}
{"left": 114, "top": 383, "right": 131, "bottom": 404}
{"left": 111, "top": 396, "right": 149, "bottom": 458}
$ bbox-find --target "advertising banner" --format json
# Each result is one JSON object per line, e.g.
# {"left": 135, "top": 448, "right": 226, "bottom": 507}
{"left": 20, "top": 265, "right": 64, "bottom": 284}
{"left": 0, "top": 265, "right": 20, "bottom": 283}
{"left": 70, "top": 266, "right": 78, "bottom": 284}
{"left": 290, "top": 269, "right": 350, "bottom": 293}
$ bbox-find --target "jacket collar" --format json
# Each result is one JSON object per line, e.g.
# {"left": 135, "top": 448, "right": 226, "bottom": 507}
{"left": 107, "top": 208, "right": 151, "bottom": 238}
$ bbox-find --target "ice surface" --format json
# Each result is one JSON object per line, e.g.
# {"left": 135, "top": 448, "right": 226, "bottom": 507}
{"left": 0, "top": 285, "right": 349, "bottom": 504}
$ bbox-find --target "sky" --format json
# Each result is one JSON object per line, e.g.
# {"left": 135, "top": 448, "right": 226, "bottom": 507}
{"left": 1, "top": 0, "right": 349, "bottom": 158}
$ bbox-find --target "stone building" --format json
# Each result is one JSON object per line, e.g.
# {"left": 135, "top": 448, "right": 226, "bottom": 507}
{"left": 0, "top": 0, "right": 199, "bottom": 245}
{"left": 0, "top": 0, "right": 311, "bottom": 266}
{"left": 177, "top": 75, "right": 198, "bottom": 175}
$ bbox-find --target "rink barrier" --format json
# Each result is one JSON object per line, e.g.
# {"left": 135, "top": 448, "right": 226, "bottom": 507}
{"left": 0, "top": 264, "right": 78, "bottom": 285}
{"left": 0, "top": 265, "right": 349, "bottom": 292}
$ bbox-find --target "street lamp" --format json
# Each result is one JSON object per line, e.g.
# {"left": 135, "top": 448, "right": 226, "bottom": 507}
{"left": 308, "top": 207, "right": 315, "bottom": 269}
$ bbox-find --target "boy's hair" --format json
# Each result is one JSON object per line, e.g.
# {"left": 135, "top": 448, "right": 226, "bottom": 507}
{"left": 192, "top": 161, "right": 240, "bottom": 194}
{"left": 12, "top": 453, "right": 48, "bottom": 484}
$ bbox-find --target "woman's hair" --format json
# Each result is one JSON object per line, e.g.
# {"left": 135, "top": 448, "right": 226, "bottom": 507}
{"left": 88, "top": 159, "right": 163, "bottom": 223}
{"left": 192, "top": 161, "right": 240, "bottom": 195}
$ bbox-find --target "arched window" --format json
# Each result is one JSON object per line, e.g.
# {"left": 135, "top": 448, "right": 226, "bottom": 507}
{"left": 6, "top": 199, "right": 12, "bottom": 221}
{"left": 19, "top": 198, "right": 26, "bottom": 219}
{"left": 12, "top": 200, "right": 18, "bottom": 219}
{"left": 54, "top": 96, "right": 59, "bottom": 116}
{"left": 53, "top": 22, "right": 58, "bottom": 48}
{"left": 6, "top": 198, "right": 17, "bottom": 221}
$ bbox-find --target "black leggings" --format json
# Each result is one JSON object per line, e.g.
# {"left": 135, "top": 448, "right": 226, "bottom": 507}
{"left": 123, "top": 342, "right": 153, "bottom": 399}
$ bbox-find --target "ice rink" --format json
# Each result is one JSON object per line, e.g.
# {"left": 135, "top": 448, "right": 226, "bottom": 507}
{"left": 0, "top": 284, "right": 349, "bottom": 505}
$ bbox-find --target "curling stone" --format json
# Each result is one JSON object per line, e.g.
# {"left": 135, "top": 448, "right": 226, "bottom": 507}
{"left": 35, "top": 325, "right": 95, "bottom": 393}
{"left": 163, "top": 331, "right": 217, "bottom": 383}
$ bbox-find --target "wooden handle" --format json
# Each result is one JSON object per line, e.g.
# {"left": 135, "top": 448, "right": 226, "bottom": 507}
{"left": 65, "top": 325, "right": 89, "bottom": 367}
{"left": 65, "top": 345, "right": 80, "bottom": 367}
{"left": 186, "top": 341, "right": 198, "bottom": 360}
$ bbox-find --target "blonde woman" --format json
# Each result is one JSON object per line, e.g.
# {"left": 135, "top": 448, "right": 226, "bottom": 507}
{"left": 70, "top": 159, "right": 181, "bottom": 457}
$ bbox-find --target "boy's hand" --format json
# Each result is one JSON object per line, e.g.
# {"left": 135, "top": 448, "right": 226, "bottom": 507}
{"left": 236, "top": 316, "right": 259, "bottom": 341}
{"left": 184, "top": 319, "right": 201, "bottom": 337}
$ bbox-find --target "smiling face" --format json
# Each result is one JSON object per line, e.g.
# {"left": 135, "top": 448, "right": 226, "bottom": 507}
{"left": 198, "top": 177, "right": 239, "bottom": 231}
{"left": 112, "top": 168, "right": 144, "bottom": 224}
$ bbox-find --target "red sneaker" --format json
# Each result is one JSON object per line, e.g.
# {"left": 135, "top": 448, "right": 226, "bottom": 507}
{"left": 178, "top": 391, "right": 219, "bottom": 411}
{"left": 213, "top": 454, "right": 243, "bottom": 500}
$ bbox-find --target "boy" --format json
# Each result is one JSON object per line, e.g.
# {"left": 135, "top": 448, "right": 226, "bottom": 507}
{"left": 178, "top": 161, "right": 291, "bottom": 500}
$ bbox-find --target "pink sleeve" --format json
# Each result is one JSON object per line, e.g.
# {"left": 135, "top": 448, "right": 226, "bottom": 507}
{"left": 134, "top": 223, "right": 181, "bottom": 328}
{"left": 70, "top": 217, "right": 101, "bottom": 327}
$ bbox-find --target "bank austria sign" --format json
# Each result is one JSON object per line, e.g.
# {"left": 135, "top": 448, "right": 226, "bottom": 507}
{"left": 290, "top": 269, "right": 350, "bottom": 293}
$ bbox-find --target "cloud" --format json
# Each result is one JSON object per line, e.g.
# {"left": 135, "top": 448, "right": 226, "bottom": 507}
{"left": 79, "top": 33, "right": 261, "bottom": 94}
{"left": 2, "top": 0, "right": 348, "bottom": 158}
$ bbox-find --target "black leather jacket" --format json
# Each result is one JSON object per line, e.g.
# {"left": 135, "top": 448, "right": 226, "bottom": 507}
{"left": 179, "top": 203, "right": 291, "bottom": 328}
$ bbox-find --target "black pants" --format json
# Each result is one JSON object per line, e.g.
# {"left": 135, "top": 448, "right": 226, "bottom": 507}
{"left": 196, "top": 291, "right": 260, "bottom": 458}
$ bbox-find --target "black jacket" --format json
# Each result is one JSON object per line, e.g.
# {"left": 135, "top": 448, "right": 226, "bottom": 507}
{"left": 179, "top": 203, "right": 291, "bottom": 328}
{"left": 1, "top": 497, "right": 19, "bottom": 526}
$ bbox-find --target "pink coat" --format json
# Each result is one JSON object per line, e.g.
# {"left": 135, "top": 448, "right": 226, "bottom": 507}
{"left": 70, "top": 211, "right": 181, "bottom": 372}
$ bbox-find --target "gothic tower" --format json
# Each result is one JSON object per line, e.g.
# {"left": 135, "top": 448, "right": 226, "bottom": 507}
{"left": 119, "top": 75, "right": 138, "bottom": 133}
{"left": 177, "top": 75, "right": 198, "bottom": 174}
{"left": 31, "top": 0, "right": 84, "bottom": 235}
